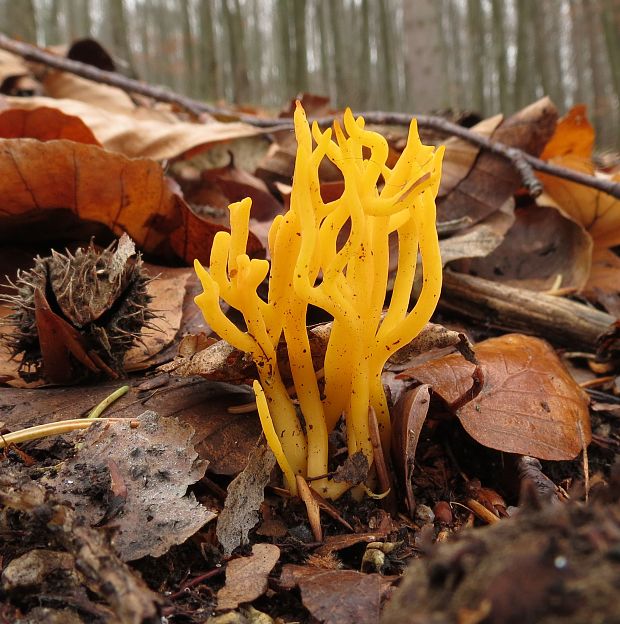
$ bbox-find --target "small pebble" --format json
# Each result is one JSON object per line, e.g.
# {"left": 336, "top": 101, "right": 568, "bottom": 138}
{"left": 415, "top": 503, "right": 435, "bottom": 525}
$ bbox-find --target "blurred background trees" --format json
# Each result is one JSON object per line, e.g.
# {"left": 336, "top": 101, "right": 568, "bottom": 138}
{"left": 1, "top": 0, "right": 619, "bottom": 148}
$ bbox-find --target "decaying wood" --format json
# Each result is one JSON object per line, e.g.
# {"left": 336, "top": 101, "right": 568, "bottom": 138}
{"left": 1, "top": 33, "right": 619, "bottom": 200}
{"left": 441, "top": 270, "right": 614, "bottom": 352}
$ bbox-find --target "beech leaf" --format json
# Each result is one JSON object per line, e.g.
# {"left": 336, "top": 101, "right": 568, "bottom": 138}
{"left": 0, "top": 138, "right": 262, "bottom": 263}
{"left": 398, "top": 334, "right": 591, "bottom": 460}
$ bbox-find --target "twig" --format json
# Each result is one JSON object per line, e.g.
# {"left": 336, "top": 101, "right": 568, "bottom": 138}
{"left": 440, "top": 270, "right": 615, "bottom": 351}
{"left": 0, "top": 32, "right": 213, "bottom": 117}
{"left": 1, "top": 33, "right": 619, "bottom": 199}
{"left": 87, "top": 384, "right": 129, "bottom": 418}
{"left": 316, "top": 111, "right": 620, "bottom": 199}
{"left": 0, "top": 417, "right": 139, "bottom": 448}
{"left": 465, "top": 498, "right": 500, "bottom": 525}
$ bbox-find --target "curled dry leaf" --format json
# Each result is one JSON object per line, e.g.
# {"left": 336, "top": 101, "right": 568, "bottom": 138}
{"left": 439, "top": 113, "right": 503, "bottom": 197}
{"left": 0, "top": 106, "right": 100, "bottom": 144}
{"left": 398, "top": 334, "right": 591, "bottom": 460}
{"left": 43, "top": 410, "right": 215, "bottom": 561}
{"left": 0, "top": 50, "right": 30, "bottom": 91}
{"left": 216, "top": 543, "right": 281, "bottom": 611}
{"left": 216, "top": 443, "right": 277, "bottom": 556}
{"left": 313, "top": 532, "right": 390, "bottom": 558}
{"left": 438, "top": 97, "right": 558, "bottom": 227}
{"left": 455, "top": 200, "right": 592, "bottom": 291}
{"left": 170, "top": 322, "right": 470, "bottom": 402}
{"left": 166, "top": 321, "right": 329, "bottom": 387}
{"left": 390, "top": 384, "right": 431, "bottom": 515}
{"left": 0, "top": 138, "right": 261, "bottom": 263}
{"left": 43, "top": 69, "right": 146, "bottom": 117}
{"left": 539, "top": 105, "right": 620, "bottom": 249}
{"left": 540, "top": 104, "right": 594, "bottom": 160}
{"left": 383, "top": 323, "right": 476, "bottom": 409}
{"left": 0, "top": 50, "right": 30, "bottom": 85}
{"left": 4, "top": 94, "right": 269, "bottom": 161}
{"left": 124, "top": 265, "right": 195, "bottom": 371}
{"left": 585, "top": 247, "right": 620, "bottom": 315}
{"left": 201, "top": 156, "right": 284, "bottom": 222}
{"left": 439, "top": 198, "right": 515, "bottom": 266}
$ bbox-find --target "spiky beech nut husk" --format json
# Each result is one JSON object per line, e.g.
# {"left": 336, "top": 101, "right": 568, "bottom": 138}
{"left": 1, "top": 234, "right": 154, "bottom": 382}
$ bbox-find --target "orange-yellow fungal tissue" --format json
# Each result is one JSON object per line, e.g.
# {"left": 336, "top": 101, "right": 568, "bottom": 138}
{"left": 194, "top": 102, "right": 444, "bottom": 499}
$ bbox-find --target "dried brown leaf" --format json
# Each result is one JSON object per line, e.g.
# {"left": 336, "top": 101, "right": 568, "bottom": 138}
{"left": 454, "top": 200, "right": 592, "bottom": 291}
{"left": 124, "top": 265, "right": 194, "bottom": 371}
{"left": 439, "top": 113, "right": 503, "bottom": 197}
{"left": 0, "top": 138, "right": 262, "bottom": 263}
{"left": 201, "top": 158, "right": 284, "bottom": 222}
{"left": 391, "top": 384, "right": 431, "bottom": 515}
{"left": 217, "top": 443, "right": 277, "bottom": 556}
{"left": 44, "top": 410, "right": 215, "bottom": 561}
{"left": 438, "top": 98, "right": 558, "bottom": 226}
{"left": 293, "top": 568, "right": 384, "bottom": 624}
{"left": 539, "top": 105, "right": 620, "bottom": 249}
{"left": 0, "top": 377, "right": 261, "bottom": 475}
{"left": 4, "top": 95, "right": 268, "bottom": 161}
{"left": 0, "top": 49, "right": 30, "bottom": 89}
{"left": 439, "top": 199, "right": 515, "bottom": 266}
{"left": 0, "top": 106, "right": 100, "bottom": 144}
{"left": 216, "top": 544, "right": 280, "bottom": 611}
{"left": 399, "top": 334, "right": 591, "bottom": 460}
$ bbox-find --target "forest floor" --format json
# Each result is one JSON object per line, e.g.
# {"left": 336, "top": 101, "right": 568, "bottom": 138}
{"left": 1, "top": 37, "right": 620, "bottom": 624}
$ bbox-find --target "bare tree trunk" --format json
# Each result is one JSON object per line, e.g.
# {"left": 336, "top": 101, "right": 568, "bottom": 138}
{"left": 67, "top": 0, "right": 91, "bottom": 40}
{"left": 44, "top": 0, "right": 62, "bottom": 44}
{"left": 108, "top": 0, "right": 136, "bottom": 76}
{"left": 328, "top": 0, "right": 345, "bottom": 106}
{"left": 569, "top": 0, "right": 588, "bottom": 104}
{"left": 137, "top": 0, "right": 152, "bottom": 82}
{"left": 533, "top": 2, "right": 552, "bottom": 100}
{"left": 543, "top": 0, "right": 566, "bottom": 108}
{"left": 197, "top": 0, "right": 219, "bottom": 101}
{"left": 277, "top": 0, "right": 292, "bottom": 98}
{"left": 222, "top": 0, "right": 250, "bottom": 104}
{"left": 359, "top": 0, "right": 371, "bottom": 107}
{"left": 515, "top": 0, "right": 534, "bottom": 109}
{"left": 403, "top": 0, "right": 443, "bottom": 112}
{"left": 491, "top": 0, "right": 509, "bottom": 112}
{"left": 376, "top": 0, "right": 395, "bottom": 109}
{"left": 531, "top": 0, "right": 565, "bottom": 108}
{"left": 601, "top": 0, "right": 620, "bottom": 143}
{"left": 583, "top": 0, "right": 607, "bottom": 137}
{"left": 467, "top": 0, "right": 485, "bottom": 113}
{"left": 249, "top": 0, "right": 263, "bottom": 103}
{"left": 5, "top": 0, "right": 37, "bottom": 43}
{"left": 445, "top": 0, "right": 465, "bottom": 110}
{"left": 179, "top": 0, "right": 196, "bottom": 96}
{"left": 318, "top": 0, "right": 332, "bottom": 100}
{"left": 153, "top": 0, "right": 172, "bottom": 87}
{"left": 293, "top": 0, "right": 308, "bottom": 93}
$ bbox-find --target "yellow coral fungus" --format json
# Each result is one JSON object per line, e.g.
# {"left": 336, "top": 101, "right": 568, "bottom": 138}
{"left": 194, "top": 102, "right": 444, "bottom": 499}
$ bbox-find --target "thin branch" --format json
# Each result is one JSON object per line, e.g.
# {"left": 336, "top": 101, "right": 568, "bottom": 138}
{"left": 0, "top": 32, "right": 214, "bottom": 117}
{"left": 1, "top": 33, "right": 619, "bottom": 199}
